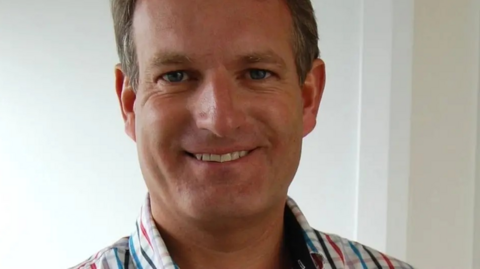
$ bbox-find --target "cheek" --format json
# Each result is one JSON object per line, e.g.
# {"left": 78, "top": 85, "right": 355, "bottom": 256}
{"left": 254, "top": 93, "right": 304, "bottom": 143}
{"left": 136, "top": 96, "right": 191, "bottom": 159}
{"left": 247, "top": 91, "right": 304, "bottom": 177}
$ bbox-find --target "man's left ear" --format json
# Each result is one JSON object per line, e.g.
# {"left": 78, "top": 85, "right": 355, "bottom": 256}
{"left": 301, "top": 59, "right": 326, "bottom": 137}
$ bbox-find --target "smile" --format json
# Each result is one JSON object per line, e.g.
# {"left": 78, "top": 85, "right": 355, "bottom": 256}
{"left": 192, "top": 151, "right": 250, "bottom": 163}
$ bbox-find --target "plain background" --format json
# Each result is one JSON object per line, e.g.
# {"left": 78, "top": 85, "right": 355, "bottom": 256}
{"left": 0, "top": 0, "right": 479, "bottom": 268}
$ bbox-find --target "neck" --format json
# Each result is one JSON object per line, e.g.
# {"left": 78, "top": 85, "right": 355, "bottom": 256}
{"left": 151, "top": 199, "right": 291, "bottom": 269}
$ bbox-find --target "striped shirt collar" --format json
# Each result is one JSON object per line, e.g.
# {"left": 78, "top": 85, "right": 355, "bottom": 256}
{"left": 128, "top": 195, "right": 327, "bottom": 269}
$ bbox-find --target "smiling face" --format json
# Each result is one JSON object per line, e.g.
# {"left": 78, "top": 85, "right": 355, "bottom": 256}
{"left": 116, "top": 0, "right": 325, "bottom": 221}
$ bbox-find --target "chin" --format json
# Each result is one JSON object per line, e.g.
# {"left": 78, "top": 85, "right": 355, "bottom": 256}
{"left": 181, "top": 189, "right": 277, "bottom": 220}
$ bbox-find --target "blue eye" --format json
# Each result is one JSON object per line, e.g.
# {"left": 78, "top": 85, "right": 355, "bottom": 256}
{"left": 248, "top": 69, "right": 271, "bottom": 80}
{"left": 162, "top": 71, "right": 189, "bottom": 83}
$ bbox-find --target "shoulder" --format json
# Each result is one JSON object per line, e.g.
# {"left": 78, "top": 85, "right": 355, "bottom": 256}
{"left": 313, "top": 230, "right": 415, "bottom": 269}
{"left": 69, "top": 237, "right": 135, "bottom": 269}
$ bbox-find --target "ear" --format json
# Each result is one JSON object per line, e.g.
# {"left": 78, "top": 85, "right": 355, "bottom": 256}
{"left": 301, "top": 59, "right": 326, "bottom": 137}
{"left": 115, "top": 64, "right": 137, "bottom": 142}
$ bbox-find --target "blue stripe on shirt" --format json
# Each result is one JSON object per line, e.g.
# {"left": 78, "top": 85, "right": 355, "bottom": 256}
{"left": 349, "top": 241, "right": 367, "bottom": 269}
{"left": 113, "top": 248, "right": 124, "bottom": 269}
{"left": 302, "top": 231, "right": 319, "bottom": 253}
{"left": 129, "top": 236, "right": 144, "bottom": 269}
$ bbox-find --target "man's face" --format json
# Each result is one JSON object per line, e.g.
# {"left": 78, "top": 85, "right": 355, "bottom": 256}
{"left": 117, "top": 0, "right": 325, "bottom": 220}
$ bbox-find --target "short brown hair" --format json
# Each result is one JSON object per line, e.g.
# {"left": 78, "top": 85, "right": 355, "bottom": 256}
{"left": 111, "top": 0, "right": 319, "bottom": 91}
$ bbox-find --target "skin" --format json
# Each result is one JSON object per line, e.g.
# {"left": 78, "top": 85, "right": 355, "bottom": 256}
{"left": 115, "top": 0, "right": 326, "bottom": 268}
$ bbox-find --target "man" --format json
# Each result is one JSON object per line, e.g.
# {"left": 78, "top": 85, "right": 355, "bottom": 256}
{"left": 73, "top": 0, "right": 413, "bottom": 268}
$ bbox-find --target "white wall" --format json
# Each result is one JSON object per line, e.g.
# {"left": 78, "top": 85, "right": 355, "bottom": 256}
{"left": 0, "top": 1, "right": 146, "bottom": 268}
{"left": 407, "top": 0, "right": 480, "bottom": 268}
{"left": 0, "top": 1, "right": 364, "bottom": 268}
{"left": 355, "top": 2, "right": 480, "bottom": 267}
{"left": 475, "top": 7, "right": 480, "bottom": 266}
{"left": 355, "top": 1, "right": 413, "bottom": 259}
{"left": 474, "top": 2, "right": 480, "bottom": 267}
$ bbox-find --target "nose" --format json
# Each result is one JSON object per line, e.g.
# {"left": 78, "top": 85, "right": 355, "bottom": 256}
{"left": 193, "top": 70, "right": 246, "bottom": 138}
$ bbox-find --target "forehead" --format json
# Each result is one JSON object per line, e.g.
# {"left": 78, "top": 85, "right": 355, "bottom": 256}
{"left": 132, "top": 0, "right": 294, "bottom": 67}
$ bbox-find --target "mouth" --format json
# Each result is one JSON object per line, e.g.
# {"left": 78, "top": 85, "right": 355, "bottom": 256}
{"left": 186, "top": 150, "right": 253, "bottom": 163}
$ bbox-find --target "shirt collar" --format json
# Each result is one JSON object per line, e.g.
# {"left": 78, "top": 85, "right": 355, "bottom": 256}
{"left": 286, "top": 198, "right": 327, "bottom": 269}
{"left": 129, "top": 195, "right": 327, "bottom": 269}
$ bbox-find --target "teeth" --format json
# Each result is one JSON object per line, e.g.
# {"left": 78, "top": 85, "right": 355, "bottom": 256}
{"left": 211, "top": 154, "right": 221, "bottom": 162}
{"left": 193, "top": 151, "right": 250, "bottom": 163}
{"left": 221, "top": 154, "right": 232, "bottom": 162}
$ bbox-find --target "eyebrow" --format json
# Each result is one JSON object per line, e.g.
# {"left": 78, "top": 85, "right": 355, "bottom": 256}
{"left": 148, "top": 52, "right": 193, "bottom": 67}
{"left": 147, "top": 50, "right": 287, "bottom": 69}
{"left": 238, "top": 50, "right": 287, "bottom": 69}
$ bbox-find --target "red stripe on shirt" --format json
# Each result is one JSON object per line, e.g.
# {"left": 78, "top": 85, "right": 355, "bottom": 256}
{"left": 311, "top": 253, "right": 324, "bottom": 269}
{"left": 90, "top": 264, "right": 97, "bottom": 269}
{"left": 380, "top": 252, "right": 394, "bottom": 269}
{"left": 141, "top": 220, "right": 153, "bottom": 247}
{"left": 326, "top": 234, "right": 345, "bottom": 265}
